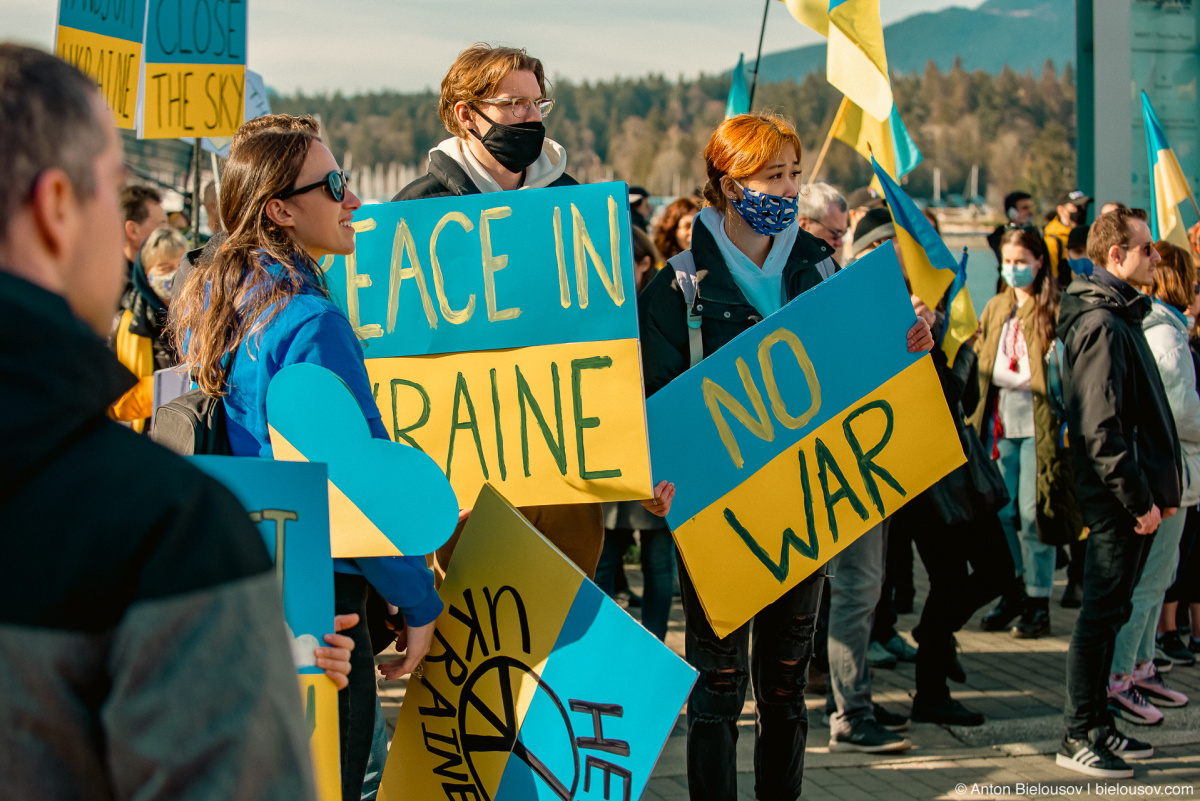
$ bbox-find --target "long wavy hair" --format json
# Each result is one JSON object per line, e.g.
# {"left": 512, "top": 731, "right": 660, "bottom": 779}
{"left": 1000, "top": 225, "right": 1060, "bottom": 346}
{"left": 653, "top": 197, "right": 699, "bottom": 261}
{"left": 171, "top": 114, "right": 327, "bottom": 396}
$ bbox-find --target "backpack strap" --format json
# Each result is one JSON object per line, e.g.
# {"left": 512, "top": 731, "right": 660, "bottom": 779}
{"left": 668, "top": 250, "right": 704, "bottom": 369}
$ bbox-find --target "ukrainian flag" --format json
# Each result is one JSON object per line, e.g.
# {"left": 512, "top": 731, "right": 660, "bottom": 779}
{"left": 782, "top": 0, "right": 829, "bottom": 36}
{"left": 727, "top": 53, "right": 751, "bottom": 119}
{"left": 870, "top": 154, "right": 977, "bottom": 366}
{"left": 827, "top": 0, "right": 893, "bottom": 121}
{"left": 832, "top": 96, "right": 922, "bottom": 181}
{"left": 1142, "top": 91, "right": 1196, "bottom": 249}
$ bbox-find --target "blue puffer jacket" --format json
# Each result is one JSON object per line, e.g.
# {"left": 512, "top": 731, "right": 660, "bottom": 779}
{"left": 217, "top": 253, "right": 443, "bottom": 627}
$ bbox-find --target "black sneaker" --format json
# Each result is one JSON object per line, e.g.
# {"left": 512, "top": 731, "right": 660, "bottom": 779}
{"left": 981, "top": 591, "right": 1024, "bottom": 631}
{"left": 1190, "top": 636, "right": 1200, "bottom": 655}
{"left": 829, "top": 717, "right": 912, "bottom": 753}
{"left": 1012, "top": 600, "right": 1051, "bottom": 639}
{"left": 1153, "top": 655, "right": 1174, "bottom": 674}
{"left": 1098, "top": 727, "right": 1155, "bottom": 760}
{"left": 1061, "top": 582, "right": 1083, "bottom": 609}
{"left": 873, "top": 703, "right": 910, "bottom": 732}
{"left": 1156, "top": 631, "right": 1196, "bottom": 666}
{"left": 911, "top": 695, "right": 985, "bottom": 726}
{"left": 1056, "top": 735, "right": 1134, "bottom": 778}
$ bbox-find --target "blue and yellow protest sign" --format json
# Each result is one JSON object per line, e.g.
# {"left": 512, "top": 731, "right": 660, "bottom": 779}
{"left": 55, "top": 0, "right": 148, "bottom": 129}
{"left": 189, "top": 456, "right": 340, "bottom": 801}
{"left": 138, "top": 0, "right": 246, "bottom": 138}
{"left": 646, "top": 246, "right": 964, "bottom": 638}
{"left": 321, "top": 183, "right": 653, "bottom": 508}
{"left": 266, "top": 362, "right": 461, "bottom": 558}
{"left": 380, "top": 484, "right": 695, "bottom": 801}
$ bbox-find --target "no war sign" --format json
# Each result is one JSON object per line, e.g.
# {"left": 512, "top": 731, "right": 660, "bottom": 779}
{"left": 322, "top": 183, "right": 653, "bottom": 508}
{"left": 647, "top": 246, "right": 965, "bottom": 638}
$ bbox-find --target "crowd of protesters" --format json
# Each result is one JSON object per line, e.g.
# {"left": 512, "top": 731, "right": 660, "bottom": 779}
{"left": 3, "top": 36, "right": 1200, "bottom": 801}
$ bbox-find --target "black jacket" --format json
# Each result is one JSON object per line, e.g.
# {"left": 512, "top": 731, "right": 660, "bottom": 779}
{"left": 392, "top": 149, "right": 578, "bottom": 201}
{"left": 0, "top": 272, "right": 315, "bottom": 800}
{"left": 638, "top": 217, "right": 837, "bottom": 397}
{"left": 1056, "top": 269, "right": 1182, "bottom": 523}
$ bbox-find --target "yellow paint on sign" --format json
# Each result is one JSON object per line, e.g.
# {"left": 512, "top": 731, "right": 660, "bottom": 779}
{"left": 379, "top": 485, "right": 585, "bottom": 801}
{"left": 365, "top": 339, "right": 652, "bottom": 508}
{"left": 674, "top": 359, "right": 964, "bottom": 638}
{"left": 55, "top": 26, "right": 142, "bottom": 129}
{"left": 269, "top": 426, "right": 403, "bottom": 558}
{"left": 141, "top": 62, "right": 244, "bottom": 138}
{"left": 299, "top": 674, "right": 341, "bottom": 801}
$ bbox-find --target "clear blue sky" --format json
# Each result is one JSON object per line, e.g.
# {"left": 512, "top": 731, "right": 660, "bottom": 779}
{"left": 7, "top": 0, "right": 985, "bottom": 94}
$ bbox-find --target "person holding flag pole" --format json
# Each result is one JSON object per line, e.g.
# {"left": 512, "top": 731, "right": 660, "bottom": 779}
{"left": 871, "top": 154, "right": 1019, "bottom": 726}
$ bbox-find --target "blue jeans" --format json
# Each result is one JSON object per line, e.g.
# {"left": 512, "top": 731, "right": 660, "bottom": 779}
{"left": 825, "top": 521, "right": 886, "bottom": 731}
{"left": 595, "top": 527, "right": 676, "bottom": 640}
{"left": 1110, "top": 509, "right": 1186, "bottom": 675}
{"left": 996, "top": 437, "right": 1056, "bottom": 598}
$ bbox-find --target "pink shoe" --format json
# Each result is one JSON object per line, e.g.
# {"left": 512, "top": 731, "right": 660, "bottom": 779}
{"left": 1108, "top": 675, "right": 1164, "bottom": 725}
{"left": 1133, "top": 663, "right": 1189, "bottom": 708}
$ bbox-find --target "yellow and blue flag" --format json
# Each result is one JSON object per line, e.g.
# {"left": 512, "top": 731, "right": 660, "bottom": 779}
{"left": 870, "top": 153, "right": 976, "bottom": 365}
{"left": 827, "top": 0, "right": 893, "bottom": 121}
{"left": 781, "top": 0, "right": 829, "bottom": 36}
{"left": 1142, "top": 91, "right": 1196, "bottom": 249}
{"left": 832, "top": 96, "right": 922, "bottom": 181}
{"left": 727, "top": 53, "right": 751, "bottom": 119}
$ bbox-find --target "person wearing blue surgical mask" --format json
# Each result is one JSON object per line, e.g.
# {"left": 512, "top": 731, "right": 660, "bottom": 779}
{"left": 969, "top": 226, "right": 1081, "bottom": 642}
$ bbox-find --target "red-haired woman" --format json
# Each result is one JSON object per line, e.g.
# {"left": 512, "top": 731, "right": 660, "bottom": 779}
{"left": 653, "top": 196, "right": 700, "bottom": 262}
{"left": 636, "top": 113, "right": 932, "bottom": 801}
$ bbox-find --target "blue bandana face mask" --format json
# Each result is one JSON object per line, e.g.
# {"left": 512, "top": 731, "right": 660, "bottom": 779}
{"left": 1068, "top": 256, "right": 1094, "bottom": 276}
{"left": 730, "top": 181, "right": 798, "bottom": 236}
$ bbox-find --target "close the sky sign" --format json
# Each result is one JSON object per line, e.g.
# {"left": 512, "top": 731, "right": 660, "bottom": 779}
{"left": 646, "top": 247, "right": 966, "bottom": 638}
{"left": 323, "top": 183, "right": 653, "bottom": 508}
{"left": 55, "top": 0, "right": 148, "bottom": 129}
{"left": 139, "top": 0, "right": 246, "bottom": 138}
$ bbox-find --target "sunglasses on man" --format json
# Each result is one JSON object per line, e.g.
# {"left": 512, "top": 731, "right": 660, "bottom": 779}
{"left": 275, "top": 170, "right": 348, "bottom": 203}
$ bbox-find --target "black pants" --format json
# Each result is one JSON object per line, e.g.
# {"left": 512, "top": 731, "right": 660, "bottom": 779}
{"left": 1166, "top": 505, "right": 1199, "bottom": 605}
{"left": 678, "top": 553, "right": 824, "bottom": 801}
{"left": 335, "top": 573, "right": 377, "bottom": 801}
{"left": 905, "top": 508, "right": 1014, "bottom": 701}
{"left": 1065, "top": 510, "right": 1154, "bottom": 738}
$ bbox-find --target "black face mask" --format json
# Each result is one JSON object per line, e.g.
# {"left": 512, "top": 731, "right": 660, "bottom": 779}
{"left": 470, "top": 118, "right": 546, "bottom": 173}
{"left": 1070, "top": 207, "right": 1088, "bottom": 225}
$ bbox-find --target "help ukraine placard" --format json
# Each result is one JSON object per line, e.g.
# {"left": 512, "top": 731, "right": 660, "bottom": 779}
{"left": 646, "top": 246, "right": 966, "bottom": 638}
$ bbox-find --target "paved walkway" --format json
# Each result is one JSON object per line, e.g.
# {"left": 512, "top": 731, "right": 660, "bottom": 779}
{"left": 379, "top": 555, "right": 1200, "bottom": 800}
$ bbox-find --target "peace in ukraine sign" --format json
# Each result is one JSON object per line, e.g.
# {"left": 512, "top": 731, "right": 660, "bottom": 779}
{"left": 647, "top": 246, "right": 965, "bottom": 638}
{"left": 321, "top": 182, "right": 652, "bottom": 508}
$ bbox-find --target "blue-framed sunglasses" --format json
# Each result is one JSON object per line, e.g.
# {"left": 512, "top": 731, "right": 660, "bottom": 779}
{"left": 275, "top": 170, "right": 348, "bottom": 202}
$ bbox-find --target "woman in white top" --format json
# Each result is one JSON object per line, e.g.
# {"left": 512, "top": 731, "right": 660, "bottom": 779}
{"left": 970, "top": 225, "right": 1081, "bottom": 638}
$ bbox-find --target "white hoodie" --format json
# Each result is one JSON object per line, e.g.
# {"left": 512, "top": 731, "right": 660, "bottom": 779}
{"left": 1143, "top": 300, "right": 1200, "bottom": 506}
{"left": 430, "top": 135, "right": 569, "bottom": 193}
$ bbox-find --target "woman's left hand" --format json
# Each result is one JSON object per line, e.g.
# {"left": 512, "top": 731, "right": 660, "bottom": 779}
{"left": 906, "top": 316, "right": 934, "bottom": 353}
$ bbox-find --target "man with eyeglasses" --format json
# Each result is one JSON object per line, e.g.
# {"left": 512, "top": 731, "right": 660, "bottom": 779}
{"left": 394, "top": 43, "right": 575, "bottom": 200}
{"left": 1055, "top": 206, "right": 1181, "bottom": 779}
{"left": 796, "top": 182, "right": 848, "bottom": 276}
{"left": 393, "top": 44, "right": 603, "bottom": 585}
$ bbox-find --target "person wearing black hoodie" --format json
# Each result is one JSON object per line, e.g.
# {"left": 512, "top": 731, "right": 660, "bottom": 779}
{"left": 392, "top": 44, "right": 605, "bottom": 583}
{"left": 0, "top": 44, "right": 317, "bottom": 800}
{"left": 1054, "top": 207, "right": 1181, "bottom": 779}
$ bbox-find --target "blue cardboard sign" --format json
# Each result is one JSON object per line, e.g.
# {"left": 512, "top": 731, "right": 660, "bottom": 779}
{"left": 321, "top": 182, "right": 639, "bottom": 358}
{"left": 190, "top": 456, "right": 334, "bottom": 675}
{"left": 142, "top": 0, "right": 246, "bottom": 64}
{"left": 58, "top": 0, "right": 147, "bottom": 42}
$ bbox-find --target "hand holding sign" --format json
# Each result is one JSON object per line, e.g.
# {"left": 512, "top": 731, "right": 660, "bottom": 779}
{"left": 266, "top": 363, "right": 459, "bottom": 558}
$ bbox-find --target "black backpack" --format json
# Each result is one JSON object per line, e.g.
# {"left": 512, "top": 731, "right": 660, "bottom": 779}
{"left": 151, "top": 388, "right": 232, "bottom": 456}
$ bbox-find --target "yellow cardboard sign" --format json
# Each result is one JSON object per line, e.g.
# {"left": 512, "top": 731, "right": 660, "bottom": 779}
{"left": 365, "top": 338, "right": 652, "bottom": 508}
{"left": 675, "top": 359, "right": 964, "bottom": 637}
{"left": 140, "top": 62, "right": 245, "bottom": 138}
{"left": 56, "top": 26, "right": 142, "bottom": 129}
{"left": 300, "top": 675, "right": 341, "bottom": 801}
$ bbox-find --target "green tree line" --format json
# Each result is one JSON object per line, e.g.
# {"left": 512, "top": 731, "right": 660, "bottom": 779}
{"left": 272, "top": 58, "right": 1075, "bottom": 206}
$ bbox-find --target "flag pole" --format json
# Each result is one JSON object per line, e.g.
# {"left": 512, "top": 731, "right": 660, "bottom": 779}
{"left": 808, "top": 97, "right": 849, "bottom": 185}
{"left": 748, "top": 0, "right": 770, "bottom": 108}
